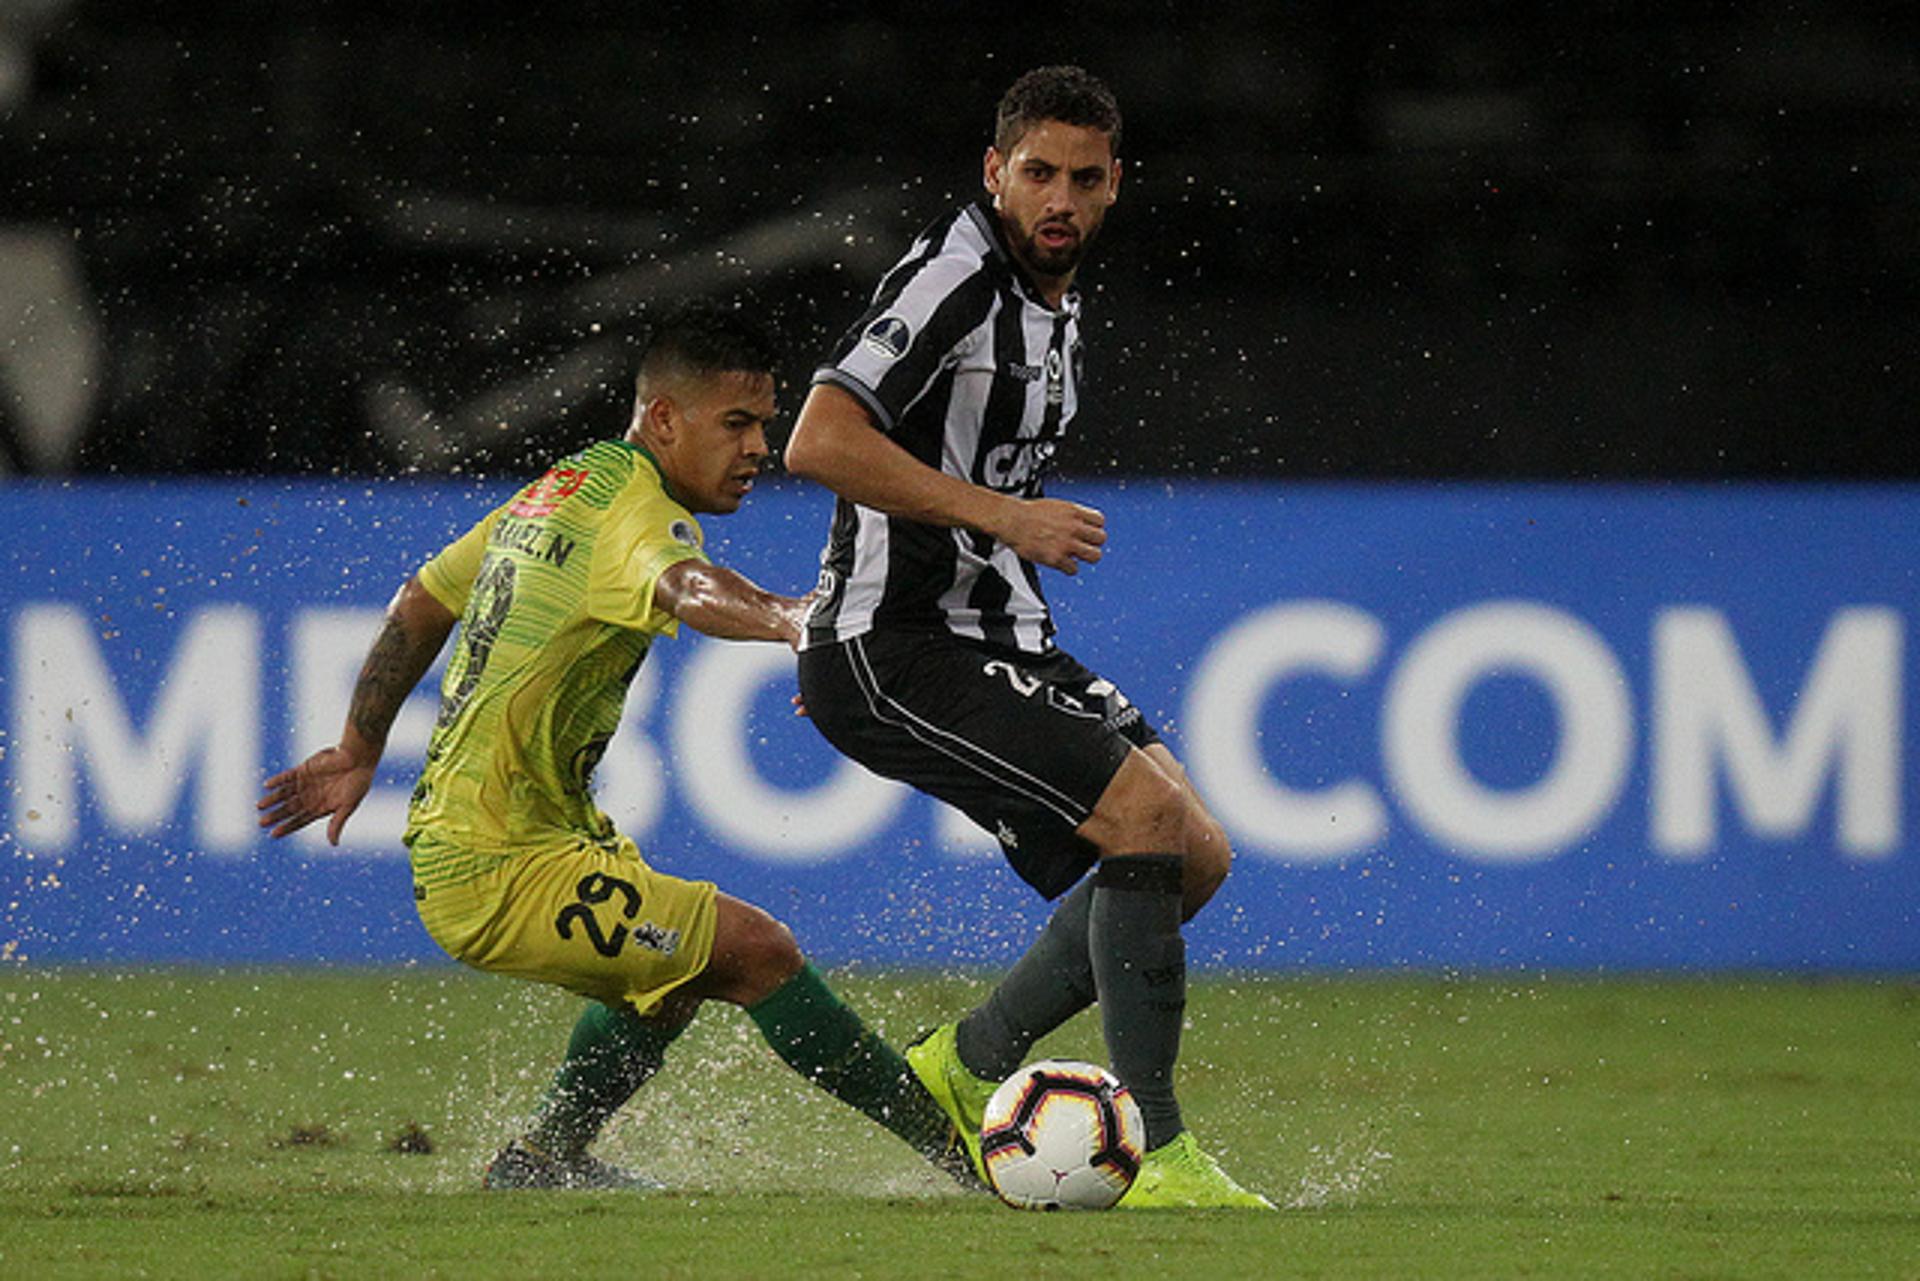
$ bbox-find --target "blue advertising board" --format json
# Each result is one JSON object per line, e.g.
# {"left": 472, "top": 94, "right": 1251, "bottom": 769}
{"left": 3, "top": 477, "right": 1915, "bottom": 970}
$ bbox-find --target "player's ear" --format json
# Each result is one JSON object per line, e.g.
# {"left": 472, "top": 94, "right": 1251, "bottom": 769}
{"left": 983, "top": 145, "right": 1004, "bottom": 198}
{"left": 1107, "top": 155, "right": 1122, "bottom": 204}
{"left": 642, "top": 395, "right": 679, "bottom": 444}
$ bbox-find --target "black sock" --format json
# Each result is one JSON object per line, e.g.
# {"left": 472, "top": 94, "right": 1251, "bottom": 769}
{"left": 955, "top": 877, "right": 1096, "bottom": 1079}
{"left": 1088, "top": 854, "right": 1187, "bottom": 1150}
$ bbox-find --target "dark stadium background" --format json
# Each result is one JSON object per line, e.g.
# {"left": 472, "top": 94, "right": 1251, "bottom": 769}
{"left": 1, "top": 1, "right": 1914, "bottom": 481}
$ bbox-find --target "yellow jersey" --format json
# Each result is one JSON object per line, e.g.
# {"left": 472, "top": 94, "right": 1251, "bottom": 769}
{"left": 404, "top": 440, "right": 706, "bottom": 884}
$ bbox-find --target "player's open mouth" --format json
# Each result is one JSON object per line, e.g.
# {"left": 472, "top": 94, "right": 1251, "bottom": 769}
{"left": 1037, "top": 222, "right": 1077, "bottom": 248}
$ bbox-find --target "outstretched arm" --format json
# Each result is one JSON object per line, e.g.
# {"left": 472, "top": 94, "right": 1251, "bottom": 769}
{"left": 656, "top": 559, "right": 810, "bottom": 650}
{"left": 784, "top": 381, "right": 1108, "bottom": 575}
{"left": 257, "top": 576, "right": 457, "bottom": 843}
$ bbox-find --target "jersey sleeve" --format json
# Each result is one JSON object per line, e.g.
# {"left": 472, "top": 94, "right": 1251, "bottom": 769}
{"left": 415, "top": 507, "right": 503, "bottom": 615}
{"left": 585, "top": 484, "right": 708, "bottom": 634}
{"left": 814, "top": 247, "right": 996, "bottom": 433}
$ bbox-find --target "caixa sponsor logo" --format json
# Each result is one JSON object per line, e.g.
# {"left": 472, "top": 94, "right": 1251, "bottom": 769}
{"left": 2, "top": 598, "right": 1905, "bottom": 868}
{"left": 979, "top": 439, "right": 1057, "bottom": 491}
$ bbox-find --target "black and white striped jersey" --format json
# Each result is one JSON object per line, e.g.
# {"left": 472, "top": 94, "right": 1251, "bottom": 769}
{"left": 801, "top": 198, "right": 1084, "bottom": 656}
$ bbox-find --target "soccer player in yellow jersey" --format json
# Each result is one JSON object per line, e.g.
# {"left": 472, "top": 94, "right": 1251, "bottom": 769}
{"left": 259, "top": 302, "right": 976, "bottom": 1191}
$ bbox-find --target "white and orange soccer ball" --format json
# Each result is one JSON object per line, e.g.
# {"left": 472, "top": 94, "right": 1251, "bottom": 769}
{"left": 979, "top": 1059, "right": 1144, "bottom": 1210}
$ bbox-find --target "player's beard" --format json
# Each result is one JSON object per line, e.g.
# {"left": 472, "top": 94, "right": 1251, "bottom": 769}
{"left": 1011, "top": 215, "right": 1099, "bottom": 282}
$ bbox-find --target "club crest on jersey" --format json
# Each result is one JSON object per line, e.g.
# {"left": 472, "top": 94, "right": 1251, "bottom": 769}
{"left": 1045, "top": 348, "right": 1065, "bottom": 405}
{"left": 862, "top": 315, "right": 912, "bottom": 360}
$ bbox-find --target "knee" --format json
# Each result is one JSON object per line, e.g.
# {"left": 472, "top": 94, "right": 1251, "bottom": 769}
{"left": 705, "top": 897, "right": 804, "bottom": 1005}
{"left": 1090, "top": 756, "right": 1192, "bottom": 854}
{"left": 1087, "top": 765, "right": 1231, "bottom": 917}
{"left": 737, "top": 907, "right": 804, "bottom": 995}
{"left": 743, "top": 906, "right": 803, "bottom": 973}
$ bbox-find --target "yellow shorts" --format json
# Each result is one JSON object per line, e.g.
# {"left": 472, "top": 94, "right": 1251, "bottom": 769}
{"left": 411, "top": 834, "right": 718, "bottom": 1017}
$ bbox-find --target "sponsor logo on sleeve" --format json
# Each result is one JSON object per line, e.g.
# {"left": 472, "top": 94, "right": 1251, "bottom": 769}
{"left": 669, "top": 518, "right": 700, "bottom": 548}
{"left": 861, "top": 315, "right": 913, "bottom": 360}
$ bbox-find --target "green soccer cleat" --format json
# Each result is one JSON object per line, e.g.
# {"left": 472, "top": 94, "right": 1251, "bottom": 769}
{"left": 482, "top": 1138, "right": 665, "bottom": 1192}
{"left": 1116, "top": 1131, "right": 1274, "bottom": 1210}
{"left": 905, "top": 1023, "right": 998, "bottom": 1183}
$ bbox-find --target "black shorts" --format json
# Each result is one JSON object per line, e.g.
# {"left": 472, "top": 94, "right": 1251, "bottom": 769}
{"left": 797, "top": 630, "right": 1161, "bottom": 899}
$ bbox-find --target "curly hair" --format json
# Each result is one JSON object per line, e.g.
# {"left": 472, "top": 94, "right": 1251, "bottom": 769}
{"left": 994, "top": 65, "right": 1122, "bottom": 155}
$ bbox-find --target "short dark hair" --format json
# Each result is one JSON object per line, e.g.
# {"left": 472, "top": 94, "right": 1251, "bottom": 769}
{"left": 994, "top": 65, "right": 1122, "bottom": 155}
{"left": 636, "top": 298, "right": 779, "bottom": 397}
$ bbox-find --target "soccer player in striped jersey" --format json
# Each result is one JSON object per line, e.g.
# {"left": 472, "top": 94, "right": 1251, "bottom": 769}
{"left": 258, "top": 302, "right": 978, "bottom": 1193}
{"left": 786, "top": 65, "right": 1270, "bottom": 1209}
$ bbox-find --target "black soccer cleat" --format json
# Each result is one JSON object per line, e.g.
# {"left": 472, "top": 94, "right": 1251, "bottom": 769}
{"left": 482, "top": 1138, "right": 665, "bottom": 1191}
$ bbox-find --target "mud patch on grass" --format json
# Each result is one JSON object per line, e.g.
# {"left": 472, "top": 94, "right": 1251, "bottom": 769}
{"left": 387, "top": 1121, "right": 434, "bottom": 1154}
{"left": 274, "top": 1124, "right": 340, "bottom": 1149}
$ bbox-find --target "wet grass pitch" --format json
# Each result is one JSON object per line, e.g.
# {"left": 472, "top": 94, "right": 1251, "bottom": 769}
{"left": 3, "top": 968, "right": 1915, "bottom": 1278}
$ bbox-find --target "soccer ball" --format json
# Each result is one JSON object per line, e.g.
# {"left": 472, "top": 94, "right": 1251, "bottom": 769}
{"left": 979, "top": 1059, "right": 1144, "bottom": 1210}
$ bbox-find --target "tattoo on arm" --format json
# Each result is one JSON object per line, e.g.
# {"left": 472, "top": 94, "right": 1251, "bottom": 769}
{"left": 348, "top": 618, "right": 423, "bottom": 746}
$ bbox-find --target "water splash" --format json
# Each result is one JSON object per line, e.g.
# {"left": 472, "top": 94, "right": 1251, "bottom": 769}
{"left": 1284, "top": 1132, "right": 1395, "bottom": 1209}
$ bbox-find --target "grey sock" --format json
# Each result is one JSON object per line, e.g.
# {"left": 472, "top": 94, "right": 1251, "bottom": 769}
{"left": 955, "top": 877, "right": 1096, "bottom": 1080}
{"left": 1088, "top": 854, "right": 1187, "bottom": 1149}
